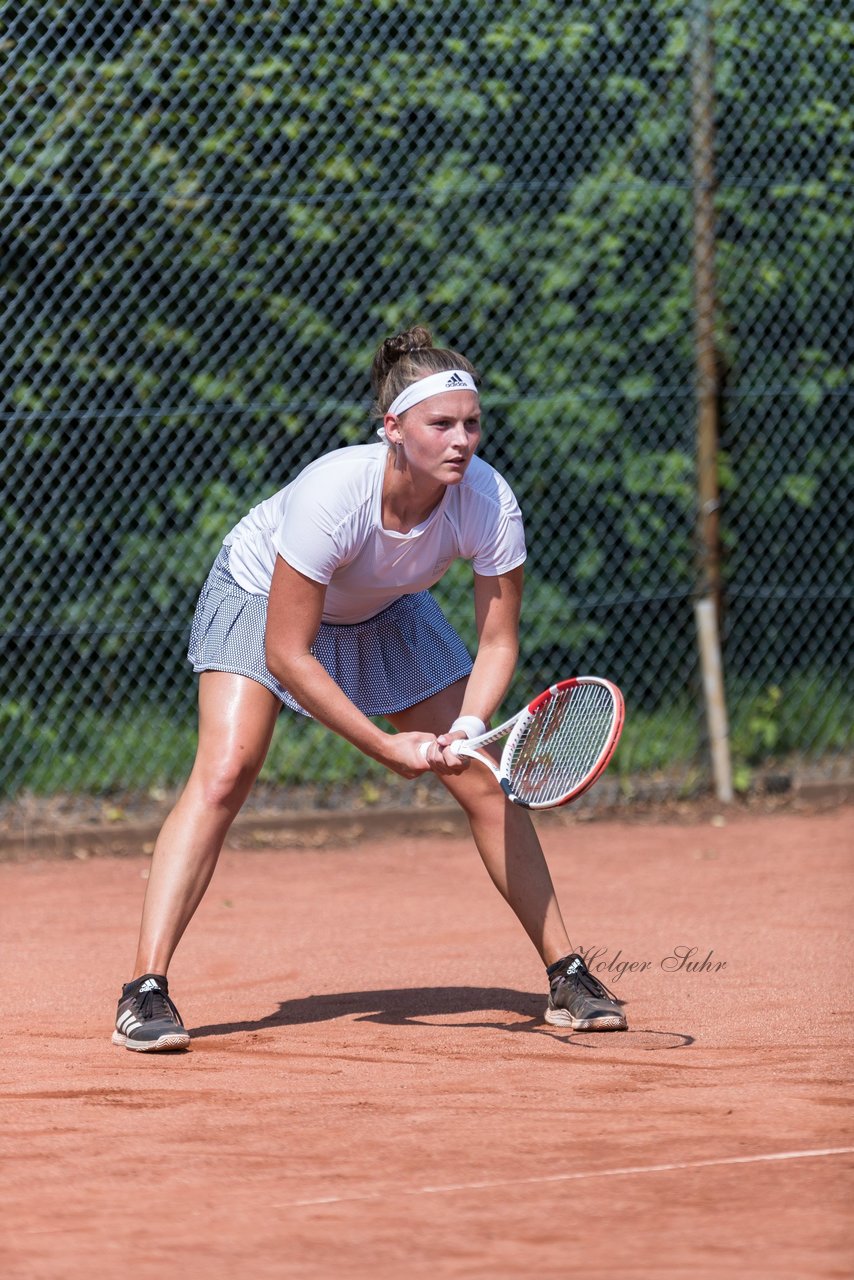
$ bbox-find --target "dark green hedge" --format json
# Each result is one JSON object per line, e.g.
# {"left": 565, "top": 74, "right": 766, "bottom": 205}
{"left": 1, "top": 2, "right": 850, "bottom": 789}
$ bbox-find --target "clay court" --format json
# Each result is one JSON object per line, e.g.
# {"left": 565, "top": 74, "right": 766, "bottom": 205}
{"left": 2, "top": 803, "right": 852, "bottom": 1278}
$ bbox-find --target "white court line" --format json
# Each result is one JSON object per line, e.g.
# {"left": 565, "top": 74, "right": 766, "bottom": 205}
{"left": 279, "top": 1146, "right": 854, "bottom": 1209}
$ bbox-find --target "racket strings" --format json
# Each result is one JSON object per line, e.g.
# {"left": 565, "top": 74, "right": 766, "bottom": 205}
{"left": 507, "top": 684, "right": 617, "bottom": 805}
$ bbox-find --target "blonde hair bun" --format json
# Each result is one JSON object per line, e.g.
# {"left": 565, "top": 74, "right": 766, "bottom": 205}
{"left": 370, "top": 326, "right": 478, "bottom": 418}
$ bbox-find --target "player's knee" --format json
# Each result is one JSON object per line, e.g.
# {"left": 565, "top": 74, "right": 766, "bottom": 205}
{"left": 443, "top": 767, "right": 503, "bottom": 817}
{"left": 192, "top": 755, "right": 261, "bottom": 812}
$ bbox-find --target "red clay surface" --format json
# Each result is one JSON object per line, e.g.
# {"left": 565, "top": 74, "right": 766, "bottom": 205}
{"left": 2, "top": 807, "right": 853, "bottom": 1279}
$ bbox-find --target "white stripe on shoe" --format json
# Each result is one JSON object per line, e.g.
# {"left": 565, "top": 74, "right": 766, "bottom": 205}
{"left": 111, "top": 1028, "right": 190, "bottom": 1051}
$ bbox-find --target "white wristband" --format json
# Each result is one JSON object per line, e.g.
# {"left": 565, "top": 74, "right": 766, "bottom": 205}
{"left": 448, "top": 715, "right": 486, "bottom": 740}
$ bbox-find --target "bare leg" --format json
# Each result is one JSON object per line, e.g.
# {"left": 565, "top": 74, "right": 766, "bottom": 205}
{"left": 389, "top": 683, "right": 572, "bottom": 966}
{"left": 131, "top": 672, "right": 282, "bottom": 977}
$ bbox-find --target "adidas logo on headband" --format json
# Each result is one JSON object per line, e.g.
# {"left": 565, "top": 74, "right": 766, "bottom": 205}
{"left": 385, "top": 368, "right": 478, "bottom": 419}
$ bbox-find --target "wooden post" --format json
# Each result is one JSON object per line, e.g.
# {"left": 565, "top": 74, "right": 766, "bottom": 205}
{"left": 694, "top": 598, "right": 733, "bottom": 803}
{"left": 692, "top": 0, "right": 722, "bottom": 612}
{"left": 691, "top": 0, "right": 733, "bottom": 803}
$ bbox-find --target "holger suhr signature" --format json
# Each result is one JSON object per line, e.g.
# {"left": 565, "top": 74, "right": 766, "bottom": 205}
{"left": 573, "top": 945, "right": 727, "bottom": 982}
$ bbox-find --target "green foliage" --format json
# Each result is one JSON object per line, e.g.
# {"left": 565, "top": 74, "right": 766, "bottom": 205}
{"left": 0, "top": 0, "right": 850, "bottom": 795}
{"left": 731, "top": 684, "right": 784, "bottom": 791}
{"left": 729, "top": 677, "right": 854, "bottom": 793}
{"left": 6, "top": 667, "right": 848, "bottom": 796}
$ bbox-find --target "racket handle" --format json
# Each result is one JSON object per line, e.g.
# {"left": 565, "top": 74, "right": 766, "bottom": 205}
{"left": 419, "top": 739, "right": 467, "bottom": 758}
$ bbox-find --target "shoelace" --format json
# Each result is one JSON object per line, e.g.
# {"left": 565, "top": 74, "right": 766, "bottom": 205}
{"left": 138, "top": 986, "right": 179, "bottom": 1023}
{"left": 558, "top": 963, "right": 622, "bottom": 1005}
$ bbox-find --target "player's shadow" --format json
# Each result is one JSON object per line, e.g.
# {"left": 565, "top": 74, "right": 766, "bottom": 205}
{"left": 191, "top": 987, "right": 693, "bottom": 1049}
{"left": 191, "top": 986, "right": 542, "bottom": 1038}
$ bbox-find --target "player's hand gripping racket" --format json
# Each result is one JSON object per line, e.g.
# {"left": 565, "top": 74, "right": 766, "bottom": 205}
{"left": 422, "top": 677, "right": 624, "bottom": 810}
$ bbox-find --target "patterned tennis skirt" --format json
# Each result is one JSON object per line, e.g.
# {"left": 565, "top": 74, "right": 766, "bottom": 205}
{"left": 187, "top": 545, "right": 473, "bottom": 718}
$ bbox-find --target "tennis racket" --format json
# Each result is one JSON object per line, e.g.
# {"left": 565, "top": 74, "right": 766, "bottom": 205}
{"left": 421, "top": 677, "right": 624, "bottom": 810}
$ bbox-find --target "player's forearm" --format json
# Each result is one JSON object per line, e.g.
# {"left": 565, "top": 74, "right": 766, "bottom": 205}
{"left": 267, "top": 649, "right": 391, "bottom": 762}
{"left": 458, "top": 638, "right": 519, "bottom": 728}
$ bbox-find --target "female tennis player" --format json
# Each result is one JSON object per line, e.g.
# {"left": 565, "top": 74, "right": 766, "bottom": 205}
{"left": 112, "top": 326, "right": 627, "bottom": 1051}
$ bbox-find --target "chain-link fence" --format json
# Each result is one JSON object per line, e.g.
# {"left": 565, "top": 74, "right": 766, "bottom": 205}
{"left": 2, "top": 1, "right": 851, "bottom": 805}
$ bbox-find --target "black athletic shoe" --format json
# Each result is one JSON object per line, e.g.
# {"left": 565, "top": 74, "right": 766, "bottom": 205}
{"left": 112, "top": 973, "right": 190, "bottom": 1052}
{"left": 545, "top": 953, "right": 628, "bottom": 1031}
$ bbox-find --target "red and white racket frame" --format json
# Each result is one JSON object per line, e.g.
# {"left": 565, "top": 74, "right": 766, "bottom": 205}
{"left": 440, "top": 675, "right": 626, "bottom": 810}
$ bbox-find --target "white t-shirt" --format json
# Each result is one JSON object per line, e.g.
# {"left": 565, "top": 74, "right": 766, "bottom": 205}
{"left": 223, "top": 443, "right": 527, "bottom": 624}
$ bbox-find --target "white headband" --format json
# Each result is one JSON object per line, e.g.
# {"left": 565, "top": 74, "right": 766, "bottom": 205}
{"left": 386, "top": 369, "right": 478, "bottom": 418}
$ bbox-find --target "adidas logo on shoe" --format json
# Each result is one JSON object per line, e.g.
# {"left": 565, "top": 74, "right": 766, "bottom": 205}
{"left": 444, "top": 372, "right": 466, "bottom": 388}
{"left": 138, "top": 977, "right": 161, "bottom": 993}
